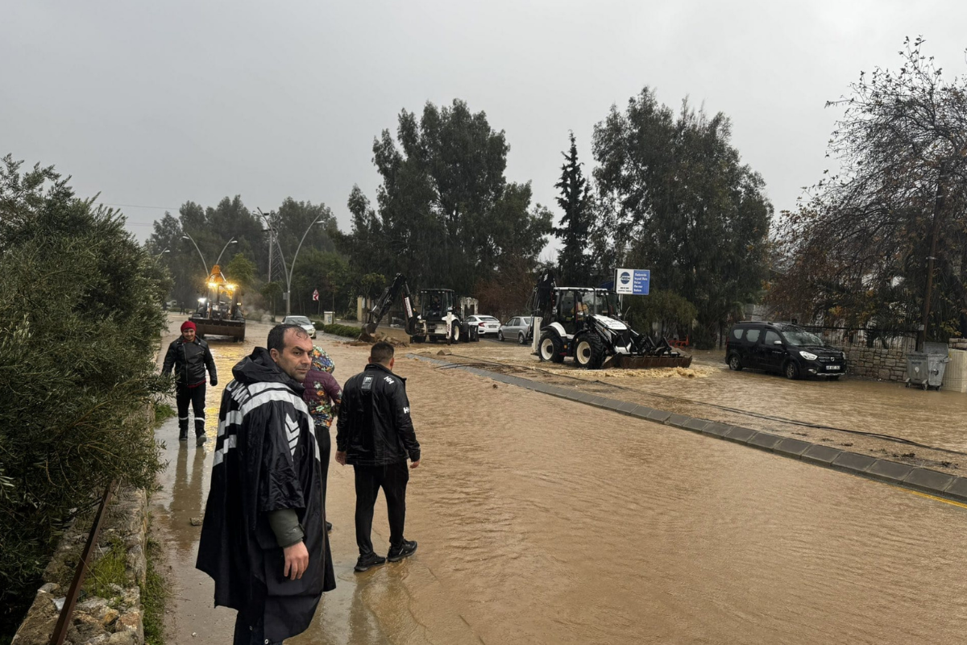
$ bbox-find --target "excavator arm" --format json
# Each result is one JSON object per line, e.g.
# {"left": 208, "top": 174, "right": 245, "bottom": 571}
{"left": 363, "top": 273, "right": 418, "bottom": 335}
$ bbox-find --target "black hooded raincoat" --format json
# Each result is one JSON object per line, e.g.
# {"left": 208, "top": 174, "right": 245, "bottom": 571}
{"left": 197, "top": 347, "right": 335, "bottom": 642}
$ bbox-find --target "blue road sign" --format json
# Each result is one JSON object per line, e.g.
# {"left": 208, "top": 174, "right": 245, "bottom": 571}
{"left": 614, "top": 268, "right": 650, "bottom": 295}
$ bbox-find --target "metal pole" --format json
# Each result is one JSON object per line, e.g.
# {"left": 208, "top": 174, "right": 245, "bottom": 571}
{"left": 286, "top": 218, "right": 323, "bottom": 316}
{"left": 919, "top": 168, "right": 947, "bottom": 352}
{"left": 213, "top": 238, "right": 237, "bottom": 268}
{"left": 182, "top": 233, "right": 209, "bottom": 276}
{"left": 49, "top": 481, "right": 117, "bottom": 645}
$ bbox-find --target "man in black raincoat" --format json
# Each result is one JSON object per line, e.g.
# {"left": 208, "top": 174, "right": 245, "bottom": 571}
{"left": 197, "top": 324, "right": 335, "bottom": 644}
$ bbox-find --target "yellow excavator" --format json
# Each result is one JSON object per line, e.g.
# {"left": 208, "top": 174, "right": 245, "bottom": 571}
{"left": 189, "top": 265, "right": 245, "bottom": 342}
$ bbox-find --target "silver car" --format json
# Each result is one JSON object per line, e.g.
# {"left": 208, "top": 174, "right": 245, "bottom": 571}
{"left": 498, "top": 316, "right": 533, "bottom": 344}
{"left": 282, "top": 315, "right": 317, "bottom": 339}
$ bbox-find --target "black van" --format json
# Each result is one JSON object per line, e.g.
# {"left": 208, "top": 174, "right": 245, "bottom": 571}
{"left": 725, "top": 322, "right": 847, "bottom": 380}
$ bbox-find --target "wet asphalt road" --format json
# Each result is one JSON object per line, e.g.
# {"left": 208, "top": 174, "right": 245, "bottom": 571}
{"left": 152, "top": 317, "right": 967, "bottom": 644}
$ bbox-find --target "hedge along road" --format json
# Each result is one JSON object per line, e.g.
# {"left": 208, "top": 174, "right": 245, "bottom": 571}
{"left": 153, "top": 315, "right": 967, "bottom": 645}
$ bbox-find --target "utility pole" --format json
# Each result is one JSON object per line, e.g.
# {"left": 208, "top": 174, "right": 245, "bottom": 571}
{"left": 267, "top": 227, "right": 275, "bottom": 284}
{"left": 918, "top": 166, "right": 947, "bottom": 352}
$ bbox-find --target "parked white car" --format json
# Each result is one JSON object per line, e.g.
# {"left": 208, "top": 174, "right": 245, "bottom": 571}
{"left": 467, "top": 315, "right": 501, "bottom": 336}
{"left": 282, "top": 315, "right": 317, "bottom": 339}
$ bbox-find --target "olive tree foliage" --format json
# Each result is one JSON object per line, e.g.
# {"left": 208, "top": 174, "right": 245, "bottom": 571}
{"left": 0, "top": 156, "right": 168, "bottom": 629}
{"left": 341, "top": 99, "right": 553, "bottom": 295}
{"left": 770, "top": 38, "right": 967, "bottom": 340}
{"left": 625, "top": 290, "right": 698, "bottom": 339}
{"left": 592, "top": 89, "right": 773, "bottom": 337}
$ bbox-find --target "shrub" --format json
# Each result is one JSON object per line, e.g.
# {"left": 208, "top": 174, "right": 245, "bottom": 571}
{"left": 314, "top": 322, "right": 363, "bottom": 339}
{"left": 0, "top": 156, "right": 168, "bottom": 636}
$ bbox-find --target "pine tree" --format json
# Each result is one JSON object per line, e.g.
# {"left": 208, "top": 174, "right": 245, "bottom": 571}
{"left": 554, "top": 131, "right": 592, "bottom": 285}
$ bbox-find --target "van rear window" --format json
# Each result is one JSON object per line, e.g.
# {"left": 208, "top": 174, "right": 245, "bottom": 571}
{"left": 732, "top": 328, "right": 744, "bottom": 340}
{"left": 746, "top": 329, "right": 761, "bottom": 342}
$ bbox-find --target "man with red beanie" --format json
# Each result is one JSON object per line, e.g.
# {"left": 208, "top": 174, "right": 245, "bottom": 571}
{"left": 162, "top": 320, "right": 217, "bottom": 444}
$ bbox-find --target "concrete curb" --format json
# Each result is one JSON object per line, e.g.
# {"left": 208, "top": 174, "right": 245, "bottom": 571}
{"left": 410, "top": 354, "right": 967, "bottom": 505}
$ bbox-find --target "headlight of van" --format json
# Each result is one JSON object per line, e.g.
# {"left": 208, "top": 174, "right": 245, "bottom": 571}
{"left": 799, "top": 351, "right": 818, "bottom": 361}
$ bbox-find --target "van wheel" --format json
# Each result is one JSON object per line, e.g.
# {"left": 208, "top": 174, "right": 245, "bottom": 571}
{"left": 728, "top": 353, "right": 743, "bottom": 371}
{"left": 497, "top": 331, "right": 504, "bottom": 342}
{"left": 539, "top": 332, "right": 564, "bottom": 363}
{"left": 518, "top": 333, "right": 527, "bottom": 345}
{"left": 574, "top": 334, "right": 606, "bottom": 369}
{"left": 783, "top": 361, "right": 800, "bottom": 380}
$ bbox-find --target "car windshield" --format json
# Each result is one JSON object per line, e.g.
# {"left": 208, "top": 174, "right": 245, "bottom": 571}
{"left": 286, "top": 316, "right": 310, "bottom": 325}
{"left": 481, "top": 316, "right": 498, "bottom": 322}
{"left": 781, "top": 329, "right": 824, "bottom": 347}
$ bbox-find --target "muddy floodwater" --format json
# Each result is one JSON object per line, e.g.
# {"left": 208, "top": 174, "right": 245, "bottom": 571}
{"left": 154, "top": 317, "right": 967, "bottom": 644}
{"left": 422, "top": 338, "right": 967, "bottom": 472}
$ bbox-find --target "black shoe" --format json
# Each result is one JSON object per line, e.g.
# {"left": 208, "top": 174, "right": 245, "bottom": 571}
{"left": 326, "top": 521, "right": 333, "bottom": 533}
{"left": 387, "top": 540, "right": 417, "bottom": 562}
{"left": 196, "top": 434, "right": 207, "bottom": 446}
{"left": 178, "top": 434, "right": 188, "bottom": 442}
{"left": 354, "top": 552, "right": 386, "bottom": 573}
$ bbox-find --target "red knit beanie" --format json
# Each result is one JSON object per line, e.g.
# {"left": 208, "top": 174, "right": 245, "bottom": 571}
{"left": 181, "top": 320, "right": 197, "bottom": 332}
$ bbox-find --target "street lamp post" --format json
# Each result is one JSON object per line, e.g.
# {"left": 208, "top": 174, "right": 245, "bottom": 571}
{"left": 214, "top": 238, "right": 238, "bottom": 268}
{"left": 182, "top": 233, "right": 209, "bottom": 276}
{"left": 285, "top": 219, "right": 325, "bottom": 315}
{"left": 254, "top": 210, "right": 325, "bottom": 315}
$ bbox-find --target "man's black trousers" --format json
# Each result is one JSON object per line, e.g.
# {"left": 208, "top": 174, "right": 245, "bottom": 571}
{"left": 353, "top": 461, "right": 409, "bottom": 556}
{"left": 176, "top": 384, "right": 206, "bottom": 439}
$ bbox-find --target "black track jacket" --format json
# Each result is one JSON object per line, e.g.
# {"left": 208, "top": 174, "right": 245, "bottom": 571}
{"left": 337, "top": 363, "right": 421, "bottom": 466}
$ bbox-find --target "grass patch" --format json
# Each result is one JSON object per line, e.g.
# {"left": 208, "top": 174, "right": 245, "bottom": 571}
{"left": 154, "top": 403, "right": 176, "bottom": 427}
{"left": 141, "top": 539, "right": 169, "bottom": 645}
{"left": 82, "top": 539, "right": 128, "bottom": 599}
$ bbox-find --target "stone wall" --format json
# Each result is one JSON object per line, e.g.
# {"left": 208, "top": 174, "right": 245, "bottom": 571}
{"left": 12, "top": 486, "right": 148, "bottom": 645}
{"left": 838, "top": 345, "right": 908, "bottom": 382}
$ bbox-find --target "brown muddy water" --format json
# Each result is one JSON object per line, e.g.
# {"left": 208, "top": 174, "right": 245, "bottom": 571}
{"left": 153, "top": 317, "right": 967, "bottom": 644}
{"left": 434, "top": 339, "right": 967, "bottom": 468}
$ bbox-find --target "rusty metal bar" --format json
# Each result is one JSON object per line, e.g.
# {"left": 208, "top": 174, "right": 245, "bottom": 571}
{"left": 49, "top": 479, "right": 117, "bottom": 645}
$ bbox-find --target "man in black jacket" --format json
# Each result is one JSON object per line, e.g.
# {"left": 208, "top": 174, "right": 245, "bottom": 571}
{"left": 162, "top": 320, "right": 217, "bottom": 444}
{"left": 197, "top": 324, "right": 334, "bottom": 645}
{"left": 336, "top": 342, "right": 421, "bottom": 572}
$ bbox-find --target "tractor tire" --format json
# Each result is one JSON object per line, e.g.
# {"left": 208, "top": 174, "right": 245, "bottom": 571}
{"left": 574, "top": 334, "right": 607, "bottom": 370}
{"left": 451, "top": 325, "right": 462, "bottom": 343}
{"left": 783, "top": 361, "right": 800, "bottom": 380}
{"left": 410, "top": 335, "right": 425, "bottom": 344}
{"left": 538, "top": 332, "right": 564, "bottom": 363}
{"left": 727, "top": 353, "right": 743, "bottom": 371}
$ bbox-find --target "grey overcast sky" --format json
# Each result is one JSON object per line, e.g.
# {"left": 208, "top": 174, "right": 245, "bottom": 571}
{"left": 3, "top": 1, "right": 966, "bottom": 258}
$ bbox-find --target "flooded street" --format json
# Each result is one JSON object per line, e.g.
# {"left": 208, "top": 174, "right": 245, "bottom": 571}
{"left": 430, "top": 339, "right": 967, "bottom": 471}
{"left": 153, "top": 317, "right": 967, "bottom": 644}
